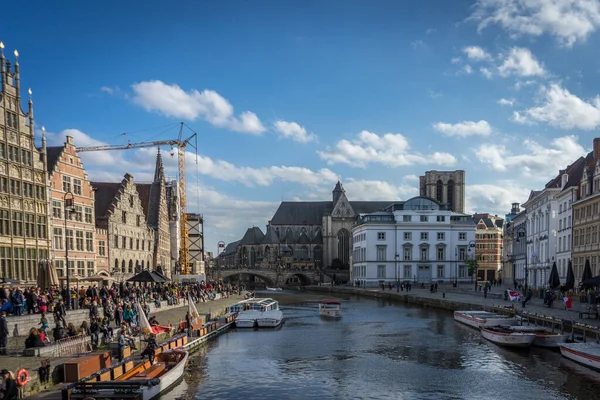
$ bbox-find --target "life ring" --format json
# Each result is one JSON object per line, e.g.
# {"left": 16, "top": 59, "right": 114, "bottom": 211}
{"left": 16, "top": 369, "right": 29, "bottom": 386}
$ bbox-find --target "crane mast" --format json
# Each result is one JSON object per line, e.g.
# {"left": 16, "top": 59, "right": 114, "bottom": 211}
{"left": 76, "top": 123, "right": 197, "bottom": 276}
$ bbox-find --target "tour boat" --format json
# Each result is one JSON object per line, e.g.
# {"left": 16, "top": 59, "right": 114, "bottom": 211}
{"left": 319, "top": 299, "right": 342, "bottom": 318}
{"left": 235, "top": 298, "right": 280, "bottom": 328}
{"left": 256, "top": 309, "right": 284, "bottom": 328}
{"left": 508, "top": 326, "right": 569, "bottom": 348}
{"left": 479, "top": 326, "right": 536, "bottom": 348}
{"left": 454, "top": 310, "right": 518, "bottom": 329}
{"left": 235, "top": 310, "right": 262, "bottom": 328}
{"left": 559, "top": 342, "right": 600, "bottom": 371}
{"left": 67, "top": 348, "right": 188, "bottom": 400}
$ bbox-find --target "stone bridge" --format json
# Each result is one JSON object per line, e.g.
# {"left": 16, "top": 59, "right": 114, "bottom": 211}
{"left": 218, "top": 268, "right": 324, "bottom": 287}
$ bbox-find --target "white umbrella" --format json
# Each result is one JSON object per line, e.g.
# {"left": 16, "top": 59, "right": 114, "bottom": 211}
{"left": 136, "top": 303, "right": 153, "bottom": 335}
{"left": 188, "top": 293, "right": 200, "bottom": 325}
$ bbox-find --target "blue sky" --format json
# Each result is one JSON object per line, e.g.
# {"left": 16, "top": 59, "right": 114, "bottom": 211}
{"left": 3, "top": 0, "right": 600, "bottom": 253}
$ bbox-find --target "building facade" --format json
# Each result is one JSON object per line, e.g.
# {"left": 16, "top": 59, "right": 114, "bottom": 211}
{"left": 419, "top": 170, "right": 466, "bottom": 213}
{"left": 187, "top": 213, "right": 204, "bottom": 275}
{"left": 351, "top": 196, "right": 475, "bottom": 286}
{"left": 47, "top": 135, "right": 97, "bottom": 278}
{"left": 572, "top": 138, "right": 600, "bottom": 283}
{"left": 511, "top": 210, "right": 528, "bottom": 287}
{"left": 0, "top": 49, "right": 51, "bottom": 281}
{"left": 92, "top": 174, "right": 155, "bottom": 279}
{"left": 472, "top": 213, "right": 504, "bottom": 282}
{"left": 95, "top": 227, "right": 108, "bottom": 274}
{"left": 165, "top": 179, "right": 180, "bottom": 274}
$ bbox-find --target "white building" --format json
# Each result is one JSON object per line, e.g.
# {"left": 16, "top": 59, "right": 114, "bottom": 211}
{"left": 555, "top": 178, "right": 576, "bottom": 281}
{"left": 351, "top": 197, "right": 475, "bottom": 286}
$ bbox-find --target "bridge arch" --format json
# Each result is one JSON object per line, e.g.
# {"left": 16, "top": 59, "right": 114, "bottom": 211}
{"left": 285, "top": 273, "right": 313, "bottom": 286}
{"left": 220, "top": 270, "right": 276, "bottom": 287}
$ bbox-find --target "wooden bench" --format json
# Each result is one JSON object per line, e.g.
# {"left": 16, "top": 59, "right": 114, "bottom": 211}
{"left": 579, "top": 311, "right": 599, "bottom": 319}
{"left": 117, "top": 360, "right": 151, "bottom": 380}
{"left": 130, "top": 363, "right": 165, "bottom": 380}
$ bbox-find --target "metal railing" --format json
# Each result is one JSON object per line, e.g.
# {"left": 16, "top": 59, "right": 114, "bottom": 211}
{"left": 51, "top": 335, "right": 91, "bottom": 357}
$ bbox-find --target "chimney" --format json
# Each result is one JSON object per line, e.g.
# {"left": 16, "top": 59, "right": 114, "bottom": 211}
{"left": 561, "top": 173, "right": 569, "bottom": 189}
{"left": 594, "top": 138, "right": 600, "bottom": 160}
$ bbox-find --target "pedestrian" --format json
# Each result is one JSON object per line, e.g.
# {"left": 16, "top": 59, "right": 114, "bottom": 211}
{"left": 0, "top": 369, "right": 18, "bottom": 400}
{"left": 483, "top": 285, "right": 488, "bottom": 299}
{"left": 522, "top": 288, "right": 533, "bottom": 308}
{"left": 0, "top": 311, "right": 8, "bottom": 355}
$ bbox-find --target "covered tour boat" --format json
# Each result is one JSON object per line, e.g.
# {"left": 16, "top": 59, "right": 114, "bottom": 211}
{"left": 319, "top": 300, "right": 342, "bottom": 318}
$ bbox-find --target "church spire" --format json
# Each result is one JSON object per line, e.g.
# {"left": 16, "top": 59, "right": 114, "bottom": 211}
{"left": 153, "top": 148, "right": 164, "bottom": 183}
{"left": 332, "top": 180, "right": 345, "bottom": 205}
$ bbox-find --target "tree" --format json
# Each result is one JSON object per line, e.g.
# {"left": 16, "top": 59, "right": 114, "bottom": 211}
{"left": 466, "top": 258, "right": 478, "bottom": 283}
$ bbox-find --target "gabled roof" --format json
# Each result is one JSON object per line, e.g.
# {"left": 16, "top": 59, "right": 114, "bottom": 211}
{"left": 563, "top": 152, "right": 593, "bottom": 190}
{"left": 312, "top": 230, "right": 323, "bottom": 245}
{"left": 239, "top": 227, "right": 265, "bottom": 245}
{"left": 282, "top": 229, "right": 295, "bottom": 244}
{"left": 91, "top": 182, "right": 122, "bottom": 221}
{"left": 262, "top": 226, "right": 281, "bottom": 244}
{"left": 222, "top": 240, "right": 240, "bottom": 256}
{"left": 270, "top": 201, "right": 394, "bottom": 225}
{"left": 46, "top": 146, "right": 64, "bottom": 174}
{"left": 136, "top": 184, "right": 152, "bottom": 223}
{"left": 297, "top": 231, "right": 311, "bottom": 244}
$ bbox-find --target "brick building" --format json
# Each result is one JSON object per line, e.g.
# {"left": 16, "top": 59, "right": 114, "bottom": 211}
{"left": 472, "top": 213, "right": 504, "bottom": 281}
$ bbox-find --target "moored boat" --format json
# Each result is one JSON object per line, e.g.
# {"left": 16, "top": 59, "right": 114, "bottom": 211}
{"left": 508, "top": 326, "right": 569, "bottom": 348}
{"left": 266, "top": 287, "right": 283, "bottom": 291}
{"left": 454, "top": 310, "right": 518, "bottom": 329}
{"left": 559, "top": 342, "right": 600, "bottom": 371}
{"left": 480, "top": 326, "right": 536, "bottom": 348}
{"left": 235, "top": 310, "right": 262, "bottom": 328}
{"left": 319, "top": 300, "right": 342, "bottom": 318}
{"left": 256, "top": 309, "right": 284, "bottom": 328}
{"left": 233, "top": 298, "right": 280, "bottom": 328}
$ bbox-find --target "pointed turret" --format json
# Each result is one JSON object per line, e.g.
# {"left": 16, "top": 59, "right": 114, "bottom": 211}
{"left": 146, "top": 149, "right": 165, "bottom": 228}
{"left": 153, "top": 148, "right": 165, "bottom": 183}
{"left": 332, "top": 180, "right": 345, "bottom": 205}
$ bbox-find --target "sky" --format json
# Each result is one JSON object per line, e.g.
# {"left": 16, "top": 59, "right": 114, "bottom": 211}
{"left": 3, "top": 0, "right": 600, "bottom": 254}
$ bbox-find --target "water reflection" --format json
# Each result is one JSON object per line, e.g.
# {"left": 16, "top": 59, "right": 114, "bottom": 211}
{"left": 181, "top": 292, "right": 600, "bottom": 400}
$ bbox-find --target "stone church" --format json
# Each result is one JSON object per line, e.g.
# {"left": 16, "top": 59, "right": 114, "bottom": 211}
{"left": 223, "top": 182, "right": 393, "bottom": 269}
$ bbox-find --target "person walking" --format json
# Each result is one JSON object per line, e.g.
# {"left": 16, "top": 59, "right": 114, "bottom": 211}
{"left": 0, "top": 311, "right": 8, "bottom": 355}
{"left": 522, "top": 288, "right": 533, "bottom": 308}
{"left": 0, "top": 369, "right": 18, "bottom": 400}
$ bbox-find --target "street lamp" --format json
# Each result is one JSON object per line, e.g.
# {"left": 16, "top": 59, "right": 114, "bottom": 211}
{"left": 468, "top": 240, "right": 477, "bottom": 291}
{"left": 516, "top": 225, "right": 528, "bottom": 289}
{"left": 63, "top": 191, "right": 75, "bottom": 310}
{"left": 395, "top": 252, "right": 399, "bottom": 292}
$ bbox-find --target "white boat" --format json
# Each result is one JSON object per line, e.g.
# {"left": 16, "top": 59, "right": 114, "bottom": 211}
{"left": 480, "top": 326, "right": 536, "bottom": 348}
{"left": 235, "top": 310, "right": 262, "bottom": 328}
{"left": 256, "top": 309, "right": 284, "bottom": 328}
{"left": 319, "top": 300, "right": 342, "bottom": 318}
{"left": 508, "top": 326, "right": 569, "bottom": 348}
{"left": 559, "top": 342, "right": 600, "bottom": 371}
{"left": 454, "top": 310, "right": 518, "bottom": 329}
{"left": 67, "top": 348, "right": 188, "bottom": 400}
{"left": 234, "top": 298, "right": 280, "bottom": 328}
{"left": 266, "top": 287, "right": 283, "bottom": 291}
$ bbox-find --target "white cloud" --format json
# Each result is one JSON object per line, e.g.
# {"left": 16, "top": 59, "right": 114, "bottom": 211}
{"left": 480, "top": 67, "right": 493, "bottom": 79}
{"left": 317, "top": 130, "right": 457, "bottom": 168}
{"left": 273, "top": 121, "right": 317, "bottom": 143}
{"left": 100, "top": 86, "right": 115, "bottom": 95}
{"left": 342, "top": 179, "right": 418, "bottom": 201}
{"left": 131, "top": 80, "right": 266, "bottom": 134}
{"left": 403, "top": 174, "right": 420, "bottom": 183}
{"left": 469, "top": 0, "right": 600, "bottom": 47}
{"left": 513, "top": 84, "right": 600, "bottom": 129}
{"left": 427, "top": 89, "right": 443, "bottom": 99}
{"left": 411, "top": 40, "right": 424, "bottom": 49}
{"left": 425, "top": 28, "right": 437, "bottom": 35}
{"left": 433, "top": 120, "right": 492, "bottom": 137}
{"left": 451, "top": 57, "right": 461, "bottom": 64}
{"left": 474, "top": 135, "right": 586, "bottom": 176}
{"left": 465, "top": 182, "right": 530, "bottom": 216}
{"left": 497, "top": 47, "right": 546, "bottom": 77}
{"left": 514, "top": 80, "right": 536, "bottom": 90}
{"left": 497, "top": 98, "right": 515, "bottom": 106}
{"left": 462, "top": 64, "right": 474, "bottom": 74}
{"left": 463, "top": 45, "right": 493, "bottom": 61}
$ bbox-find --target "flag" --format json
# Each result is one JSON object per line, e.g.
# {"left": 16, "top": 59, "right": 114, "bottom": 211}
{"left": 507, "top": 289, "right": 521, "bottom": 302}
{"left": 136, "top": 303, "right": 153, "bottom": 335}
{"left": 188, "top": 293, "right": 200, "bottom": 325}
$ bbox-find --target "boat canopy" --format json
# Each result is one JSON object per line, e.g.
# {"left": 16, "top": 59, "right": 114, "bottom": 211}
{"left": 319, "top": 300, "right": 342, "bottom": 305}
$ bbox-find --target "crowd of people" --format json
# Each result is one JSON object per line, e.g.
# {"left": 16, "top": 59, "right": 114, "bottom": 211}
{"left": 0, "top": 279, "right": 241, "bottom": 357}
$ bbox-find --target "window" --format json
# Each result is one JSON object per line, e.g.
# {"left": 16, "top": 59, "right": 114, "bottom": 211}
{"left": 24, "top": 213, "right": 35, "bottom": 237}
{"left": 420, "top": 215, "right": 428, "bottom": 222}
{"left": 420, "top": 247, "right": 428, "bottom": 261}
{"left": 114, "top": 235, "right": 119, "bottom": 248}
{"left": 459, "top": 247, "right": 466, "bottom": 261}
{"left": 437, "top": 232, "right": 444, "bottom": 240}
{"left": 129, "top": 195, "right": 134, "bottom": 208}
{"left": 122, "top": 236, "right": 127, "bottom": 249}
{"left": 12, "top": 211, "right": 22, "bottom": 236}
{"left": 99, "top": 240, "right": 106, "bottom": 256}
{"left": 66, "top": 229, "right": 74, "bottom": 250}
{"left": 0, "top": 143, "right": 4, "bottom": 159}
{"left": 377, "top": 265, "right": 386, "bottom": 279}
{"left": 35, "top": 185, "right": 46, "bottom": 200}
{"left": 8, "top": 145, "right": 19, "bottom": 162}
{"left": 9, "top": 179, "right": 20, "bottom": 195}
{"left": 437, "top": 265, "right": 444, "bottom": 278}
{"left": 403, "top": 247, "right": 411, "bottom": 261}
{"left": 436, "top": 216, "right": 445, "bottom": 222}
{"left": 21, "top": 150, "right": 32, "bottom": 166}
{"left": 84, "top": 207, "right": 92, "bottom": 223}
{"left": 62, "top": 176, "right": 71, "bottom": 192}
{"left": 22, "top": 183, "right": 33, "bottom": 198}
{"left": 403, "top": 215, "right": 411, "bottom": 222}
{"left": 420, "top": 232, "right": 428, "bottom": 240}
{"left": 129, "top": 238, "right": 133, "bottom": 249}
{"left": 376, "top": 245, "right": 386, "bottom": 261}
{"left": 0, "top": 210, "right": 9, "bottom": 235}
{"left": 74, "top": 206, "right": 83, "bottom": 222}
{"left": 122, "top": 211, "right": 127, "bottom": 224}
{"left": 87, "top": 261, "right": 95, "bottom": 277}
{"left": 403, "top": 265, "right": 412, "bottom": 279}
{"left": 459, "top": 232, "right": 466, "bottom": 241}
{"left": 76, "top": 231, "right": 84, "bottom": 251}
{"left": 77, "top": 260, "right": 85, "bottom": 277}
{"left": 404, "top": 232, "right": 412, "bottom": 240}
{"left": 136, "top": 215, "right": 141, "bottom": 227}
{"left": 73, "top": 179, "right": 82, "bottom": 195}
{"left": 53, "top": 228, "right": 63, "bottom": 250}
{"left": 377, "top": 232, "right": 386, "bottom": 240}
{"left": 459, "top": 265, "right": 467, "bottom": 278}
{"left": 437, "top": 247, "right": 444, "bottom": 261}
{"left": 85, "top": 232, "right": 93, "bottom": 252}
{"left": 6, "top": 111, "right": 18, "bottom": 129}
{"left": 136, "top": 239, "right": 140, "bottom": 250}
{"left": 0, "top": 177, "right": 6, "bottom": 193}
{"left": 52, "top": 201, "right": 62, "bottom": 218}
{"left": 142, "top": 240, "right": 145, "bottom": 251}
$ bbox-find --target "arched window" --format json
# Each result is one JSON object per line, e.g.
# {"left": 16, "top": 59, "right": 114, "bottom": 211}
{"left": 301, "top": 227, "right": 307, "bottom": 235}
{"left": 128, "top": 260, "right": 133, "bottom": 273}
{"left": 135, "top": 260, "right": 140, "bottom": 272}
{"left": 337, "top": 228, "right": 350, "bottom": 266}
{"left": 313, "top": 246, "right": 323, "bottom": 268}
{"left": 447, "top": 179, "right": 454, "bottom": 211}
{"left": 299, "top": 245, "right": 309, "bottom": 259}
{"left": 286, "top": 227, "right": 293, "bottom": 236}
{"left": 114, "top": 259, "right": 119, "bottom": 271}
{"left": 436, "top": 179, "right": 444, "bottom": 203}
{"left": 121, "top": 260, "right": 126, "bottom": 273}
{"left": 250, "top": 247, "right": 256, "bottom": 266}
{"left": 141, "top": 260, "right": 145, "bottom": 269}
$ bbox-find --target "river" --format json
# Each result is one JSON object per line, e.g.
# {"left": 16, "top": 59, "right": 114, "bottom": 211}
{"left": 169, "top": 291, "right": 600, "bottom": 400}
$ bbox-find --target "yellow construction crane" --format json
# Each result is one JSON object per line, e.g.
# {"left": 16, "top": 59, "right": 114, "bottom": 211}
{"left": 76, "top": 123, "right": 197, "bottom": 275}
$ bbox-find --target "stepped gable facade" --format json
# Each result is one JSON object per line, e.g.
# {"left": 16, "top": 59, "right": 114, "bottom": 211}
{"left": 244, "top": 181, "right": 394, "bottom": 269}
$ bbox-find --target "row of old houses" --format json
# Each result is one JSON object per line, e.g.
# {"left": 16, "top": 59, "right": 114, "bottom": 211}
{"left": 502, "top": 137, "right": 600, "bottom": 289}
{"left": 0, "top": 46, "right": 203, "bottom": 282}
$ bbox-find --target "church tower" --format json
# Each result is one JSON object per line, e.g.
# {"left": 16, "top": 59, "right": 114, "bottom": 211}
{"left": 419, "top": 170, "right": 466, "bottom": 213}
{"left": 332, "top": 180, "right": 344, "bottom": 205}
{"left": 147, "top": 149, "right": 172, "bottom": 276}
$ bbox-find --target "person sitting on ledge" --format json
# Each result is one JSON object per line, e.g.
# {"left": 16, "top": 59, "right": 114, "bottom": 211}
{"left": 24, "top": 327, "right": 45, "bottom": 349}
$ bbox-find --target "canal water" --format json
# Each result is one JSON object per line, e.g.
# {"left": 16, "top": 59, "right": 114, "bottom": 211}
{"left": 173, "top": 291, "right": 600, "bottom": 400}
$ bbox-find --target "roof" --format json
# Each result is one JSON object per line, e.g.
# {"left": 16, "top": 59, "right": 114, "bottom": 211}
{"left": 312, "top": 230, "right": 323, "bottom": 244}
{"left": 297, "top": 230, "right": 311, "bottom": 244}
{"left": 222, "top": 240, "right": 240, "bottom": 256}
{"left": 563, "top": 152, "right": 593, "bottom": 190}
{"left": 239, "top": 227, "right": 265, "bottom": 245}
{"left": 136, "top": 184, "right": 151, "bottom": 223}
{"left": 270, "top": 201, "right": 394, "bottom": 225}
{"left": 146, "top": 151, "right": 165, "bottom": 228}
{"left": 46, "top": 146, "right": 64, "bottom": 174}
{"left": 262, "top": 226, "right": 281, "bottom": 244}
{"left": 91, "top": 182, "right": 122, "bottom": 221}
